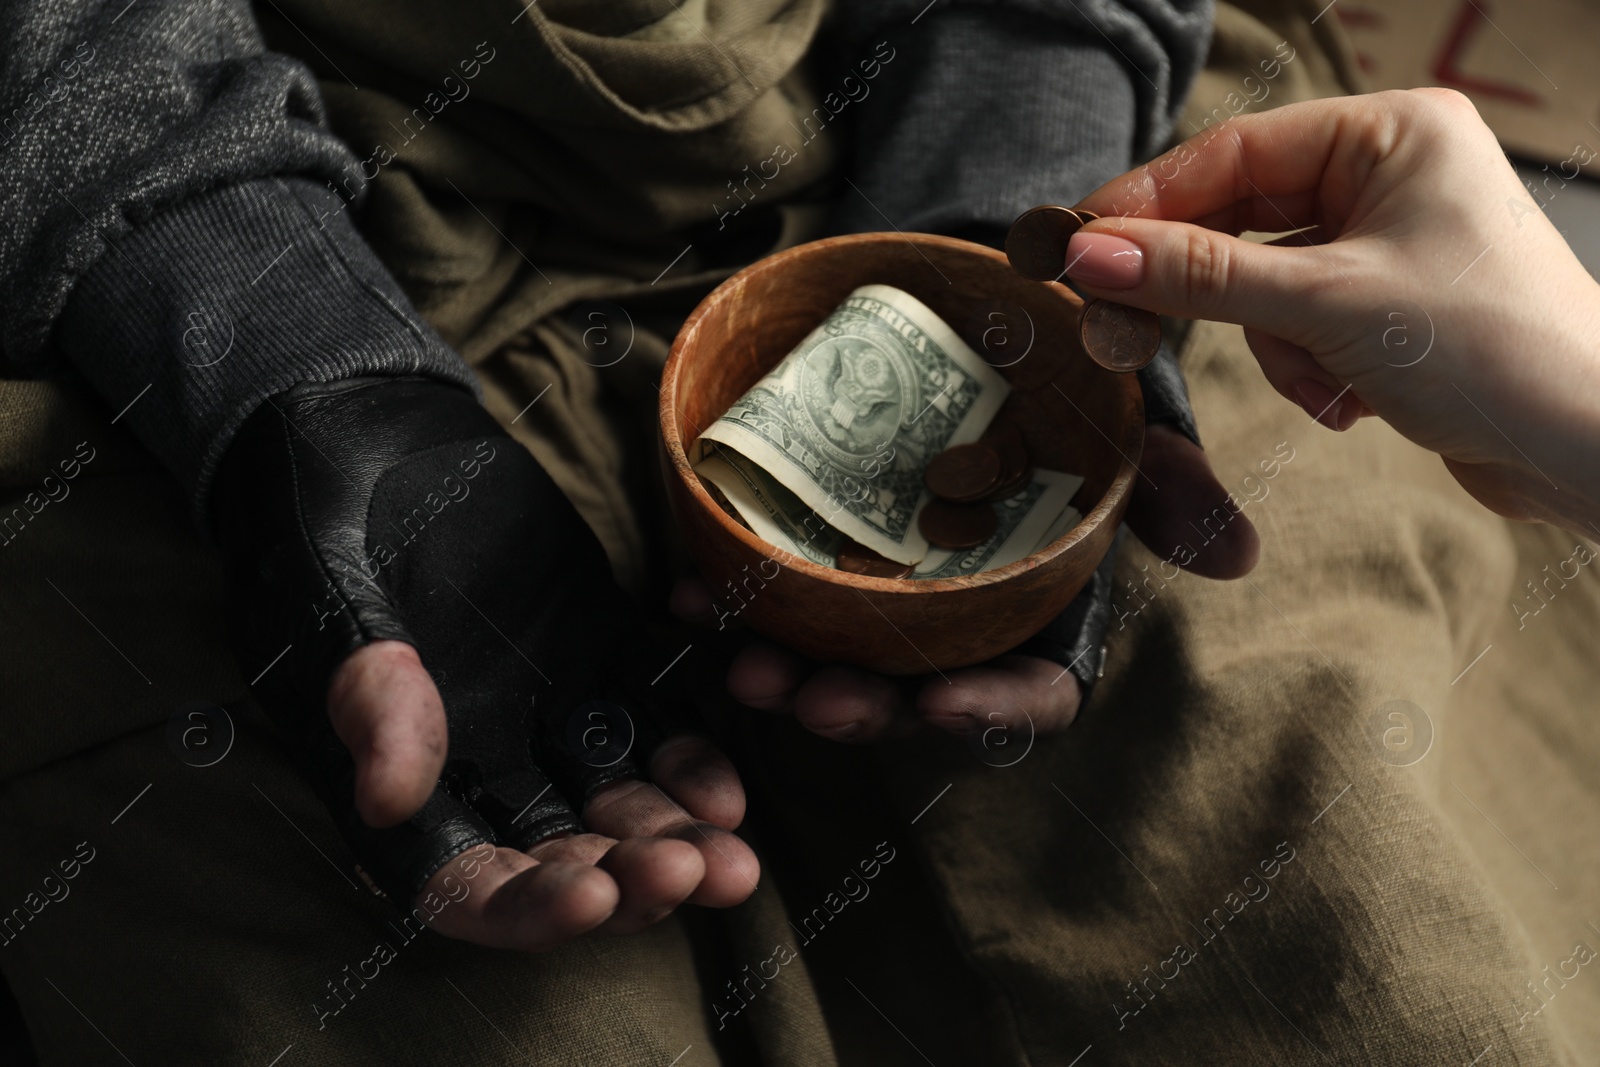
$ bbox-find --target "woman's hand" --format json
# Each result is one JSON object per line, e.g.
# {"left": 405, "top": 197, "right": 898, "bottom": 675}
{"left": 1063, "top": 88, "right": 1600, "bottom": 536}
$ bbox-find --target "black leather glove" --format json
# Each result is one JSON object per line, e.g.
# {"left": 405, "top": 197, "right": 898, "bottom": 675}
{"left": 1014, "top": 339, "right": 1199, "bottom": 704}
{"left": 212, "top": 376, "right": 684, "bottom": 903}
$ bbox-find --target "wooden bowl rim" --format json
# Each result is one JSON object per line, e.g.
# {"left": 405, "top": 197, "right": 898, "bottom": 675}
{"left": 660, "top": 230, "right": 1143, "bottom": 597}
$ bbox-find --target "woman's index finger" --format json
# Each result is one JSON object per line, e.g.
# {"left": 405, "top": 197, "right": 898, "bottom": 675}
{"left": 1076, "top": 96, "right": 1353, "bottom": 228}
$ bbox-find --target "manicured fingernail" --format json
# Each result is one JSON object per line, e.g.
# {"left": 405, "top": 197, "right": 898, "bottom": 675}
{"left": 1290, "top": 378, "right": 1342, "bottom": 429}
{"left": 1064, "top": 232, "right": 1144, "bottom": 289}
{"left": 825, "top": 722, "right": 863, "bottom": 740}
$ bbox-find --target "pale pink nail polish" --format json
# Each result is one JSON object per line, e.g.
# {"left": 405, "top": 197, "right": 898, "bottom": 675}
{"left": 1064, "top": 233, "right": 1145, "bottom": 289}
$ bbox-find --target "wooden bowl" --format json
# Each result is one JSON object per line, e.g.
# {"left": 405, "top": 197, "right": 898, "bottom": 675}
{"left": 659, "top": 232, "right": 1144, "bottom": 674}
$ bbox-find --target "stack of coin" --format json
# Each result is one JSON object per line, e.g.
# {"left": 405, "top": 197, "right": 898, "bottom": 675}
{"left": 918, "top": 498, "right": 998, "bottom": 549}
{"left": 982, "top": 420, "right": 1032, "bottom": 500}
{"left": 923, "top": 442, "right": 1002, "bottom": 503}
{"left": 920, "top": 442, "right": 1001, "bottom": 548}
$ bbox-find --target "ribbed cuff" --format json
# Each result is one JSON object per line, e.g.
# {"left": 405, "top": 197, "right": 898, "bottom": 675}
{"left": 826, "top": 8, "right": 1139, "bottom": 246}
{"left": 54, "top": 175, "right": 481, "bottom": 530}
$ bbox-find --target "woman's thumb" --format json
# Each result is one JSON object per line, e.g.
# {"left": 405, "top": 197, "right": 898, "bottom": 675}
{"left": 1063, "top": 218, "right": 1323, "bottom": 340}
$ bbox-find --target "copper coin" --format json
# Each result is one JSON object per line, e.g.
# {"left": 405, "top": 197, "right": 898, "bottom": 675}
{"left": 1005, "top": 205, "right": 1088, "bottom": 282}
{"left": 987, "top": 462, "right": 1033, "bottom": 502}
{"left": 835, "top": 540, "right": 913, "bottom": 579}
{"left": 986, "top": 420, "right": 1028, "bottom": 480}
{"left": 983, "top": 420, "right": 1032, "bottom": 500}
{"left": 1078, "top": 298, "right": 1161, "bottom": 372}
{"left": 924, "top": 442, "right": 1002, "bottom": 503}
{"left": 919, "top": 499, "right": 999, "bottom": 549}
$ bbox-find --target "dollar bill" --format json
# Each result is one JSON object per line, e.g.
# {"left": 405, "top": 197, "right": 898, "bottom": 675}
{"left": 912, "top": 469, "right": 1083, "bottom": 580}
{"left": 699, "top": 443, "right": 1086, "bottom": 580}
{"left": 697, "top": 284, "right": 1010, "bottom": 565}
{"left": 695, "top": 446, "right": 843, "bottom": 567}
{"left": 1033, "top": 493, "right": 1085, "bottom": 554}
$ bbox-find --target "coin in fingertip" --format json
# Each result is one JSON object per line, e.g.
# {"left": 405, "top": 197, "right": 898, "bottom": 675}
{"left": 836, "top": 540, "right": 914, "bottom": 579}
{"left": 919, "top": 499, "right": 999, "bottom": 549}
{"left": 1079, "top": 299, "right": 1161, "bottom": 372}
{"left": 1006, "top": 205, "right": 1087, "bottom": 282}
{"left": 924, "top": 443, "right": 1002, "bottom": 503}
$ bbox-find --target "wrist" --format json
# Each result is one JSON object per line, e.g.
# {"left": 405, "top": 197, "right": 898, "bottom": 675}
{"left": 1464, "top": 280, "right": 1600, "bottom": 535}
{"left": 56, "top": 178, "right": 480, "bottom": 532}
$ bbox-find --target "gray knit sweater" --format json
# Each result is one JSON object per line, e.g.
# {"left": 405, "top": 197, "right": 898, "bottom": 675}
{"left": 0, "top": 0, "right": 1211, "bottom": 524}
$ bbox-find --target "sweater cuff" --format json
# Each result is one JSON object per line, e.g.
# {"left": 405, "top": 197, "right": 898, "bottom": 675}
{"left": 827, "top": 8, "right": 1139, "bottom": 247}
{"left": 54, "top": 175, "right": 481, "bottom": 527}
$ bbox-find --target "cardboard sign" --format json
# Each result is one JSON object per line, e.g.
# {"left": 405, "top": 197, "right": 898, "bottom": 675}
{"left": 1336, "top": 0, "right": 1600, "bottom": 174}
